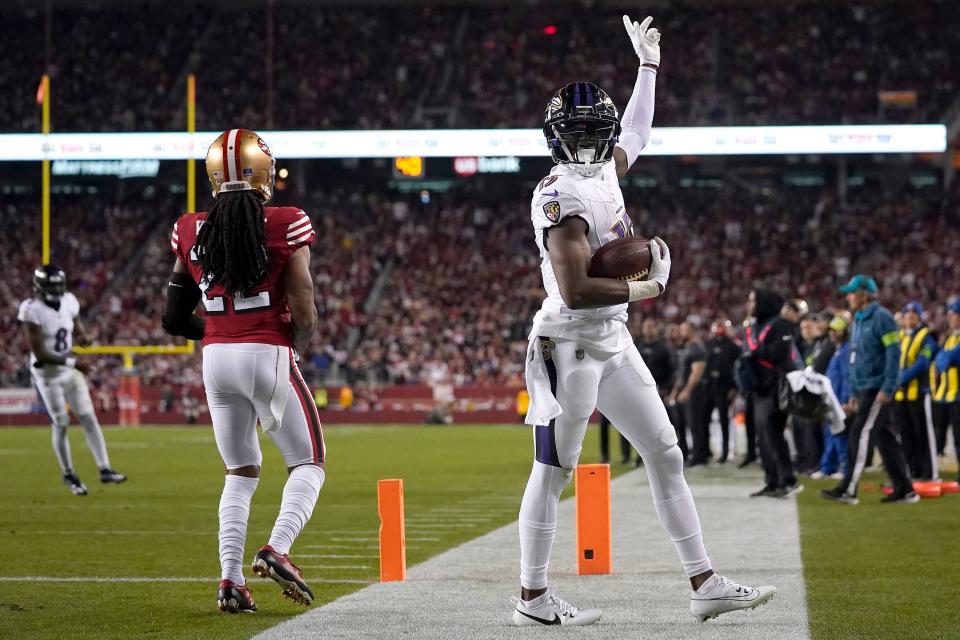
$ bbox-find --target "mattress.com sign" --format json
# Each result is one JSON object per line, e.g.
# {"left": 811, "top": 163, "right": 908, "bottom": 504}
{"left": 453, "top": 156, "right": 521, "bottom": 176}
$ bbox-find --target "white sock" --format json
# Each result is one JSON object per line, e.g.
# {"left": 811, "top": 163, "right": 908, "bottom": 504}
{"left": 267, "top": 465, "right": 325, "bottom": 555}
{"left": 644, "top": 445, "right": 712, "bottom": 577}
{"left": 78, "top": 413, "right": 110, "bottom": 469}
{"left": 518, "top": 461, "right": 572, "bottom": 589}
{"left": 51, "top": 423, "right": 73, "bottom": 473}
{"left": 219, "top": 475, "right": 259, "bottom": 585}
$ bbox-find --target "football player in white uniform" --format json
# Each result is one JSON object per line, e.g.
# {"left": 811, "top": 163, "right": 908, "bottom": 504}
{"left": 511, "top": 15, "right": 776, "bottom": 626}
{"left": 18, "top": 266, "right": 126, "bottom": 496}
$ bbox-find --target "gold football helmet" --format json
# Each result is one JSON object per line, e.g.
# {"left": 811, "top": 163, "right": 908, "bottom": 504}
{"left": 205, "top": 129, "right": 276, "bottom": 202}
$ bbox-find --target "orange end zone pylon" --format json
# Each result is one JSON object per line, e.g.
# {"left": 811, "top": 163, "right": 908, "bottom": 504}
{"left": 575, "top": 463, "right": 611, "bottom": 575}
{"left": 378, "top": 478, "right": 406, "bottom": 582}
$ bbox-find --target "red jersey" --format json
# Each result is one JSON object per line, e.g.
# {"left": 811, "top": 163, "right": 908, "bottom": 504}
{"left": 170, "top": 206, "right": 316, "bottom": 347}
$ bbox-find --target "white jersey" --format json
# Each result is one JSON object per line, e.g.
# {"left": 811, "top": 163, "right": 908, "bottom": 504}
{"left": 17, "top": 293, "right": 80, "bottom": 379}
{"left": 529, "top": 161, "right": 634, "bottom": 353}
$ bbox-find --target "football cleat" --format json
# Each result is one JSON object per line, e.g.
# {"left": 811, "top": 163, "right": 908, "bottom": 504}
{"left": 879, "top": 490, "right": 921, "bottom": 504}
{"left": 99, "top": 468, "right": 128, "bottom": 484}
{"left": 690, "top": 574, "right": 777, "bottom": 622}
{"left": 217, "top": 579, "right": 257, "bottom": 613}
{"left": 820, "top": 487, "right": 859, "bottom": 505}
{"left": 510, "top": 590, "right": 601, "bottom": 627}
{"left": 63, "top": 473, "right": 88, "bottom": 496}
{"left": 749, "top": 484, "right": 777, "bottom": 498}
{"left": 252, "top": 545, "right": 314, "bottom": 605}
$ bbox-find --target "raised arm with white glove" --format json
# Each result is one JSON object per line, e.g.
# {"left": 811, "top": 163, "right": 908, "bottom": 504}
{"left": 616, "top": 15, "right": 660, "bottom": 172}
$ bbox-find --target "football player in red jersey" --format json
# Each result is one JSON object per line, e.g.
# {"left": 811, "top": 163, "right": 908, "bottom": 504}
{"left": 163, "top": 129, "right": 324, "bottom": 613}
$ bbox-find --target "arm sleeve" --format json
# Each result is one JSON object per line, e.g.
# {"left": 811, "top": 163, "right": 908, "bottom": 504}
{"left": 615, "top": 66, "right": 657, "bottom": 169}
{"left": 880, "top": 317, "right": 901, "bottom": 395}
{"left": 161, "top": 272, "right": 205, "bottom": 340}
{"left": 901, "top": 336, "right": 936, "bottom": 383}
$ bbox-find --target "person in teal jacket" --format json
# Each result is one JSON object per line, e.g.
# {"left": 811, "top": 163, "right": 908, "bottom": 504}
{"left": 821, "top": 275, "right": 917, "bottom": 505}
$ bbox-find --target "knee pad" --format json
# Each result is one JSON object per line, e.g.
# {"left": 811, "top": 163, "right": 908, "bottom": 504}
{"left": 642, "top": 444, "right": 689, "bottom": 499}
{"left": 561, "top": 369, "right": 601, "bottom": 422}
{"left": 523, "top": 461, "right": 573, "bottom": 504}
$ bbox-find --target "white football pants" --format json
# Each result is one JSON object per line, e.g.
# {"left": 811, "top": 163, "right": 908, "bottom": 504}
{"left": 203, "top": 343, "right": 325, "bottom": 469}
{"left": 519, "top": 338, "right": 711, "bottom": 589}
{"left": 33, "top": 368, "right": 110, "bottom": 471}
{"left": 34, "top": 368, "right": 95, "bottom": 427}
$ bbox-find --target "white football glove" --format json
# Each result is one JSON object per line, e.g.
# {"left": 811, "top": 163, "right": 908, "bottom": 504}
{"left": 647, "top": 236, "right": 671, "bottom": 292}
{"left": 622, "top": 15, "right": 661, "bottom": 66}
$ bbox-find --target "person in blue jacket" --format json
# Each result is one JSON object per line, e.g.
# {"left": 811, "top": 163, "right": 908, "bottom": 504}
{"left": 821, "top": 275, "right": 918, "bottom": 504}
{"left": 812, "top": 313, "right": 851, "bottom": 479}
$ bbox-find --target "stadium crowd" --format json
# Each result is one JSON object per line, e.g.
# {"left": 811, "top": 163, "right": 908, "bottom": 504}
{"left": 4, "top": 0, "right": 959, "bottom": 132}
{"left": 6, "top": 181, "right": 960, "bottom": 392}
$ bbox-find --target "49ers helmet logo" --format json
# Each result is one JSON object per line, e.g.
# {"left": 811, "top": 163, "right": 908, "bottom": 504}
{"left": 257, "top": 137, "right": 272, "bottom": 157}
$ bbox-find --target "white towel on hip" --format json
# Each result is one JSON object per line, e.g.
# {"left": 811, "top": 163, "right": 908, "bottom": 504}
{"left": 523, "top": 336, "right": 563, "bottom": 427}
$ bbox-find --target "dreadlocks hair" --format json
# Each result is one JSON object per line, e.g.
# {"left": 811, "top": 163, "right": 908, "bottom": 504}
{"left": 194, "top": 190, "right": 269, "bottom": 297}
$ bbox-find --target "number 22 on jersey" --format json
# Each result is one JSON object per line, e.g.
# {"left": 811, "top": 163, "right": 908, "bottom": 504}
{"left": 189, "top": 220, "right": 271, "bottom": 315}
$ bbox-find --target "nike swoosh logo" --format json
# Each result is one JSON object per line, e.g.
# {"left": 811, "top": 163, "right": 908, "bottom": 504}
{"left": 516, "top": 609, "right": 561, "bottom": 625}
{"left": 541, "top": 190, "right": 559, "bottom": 197}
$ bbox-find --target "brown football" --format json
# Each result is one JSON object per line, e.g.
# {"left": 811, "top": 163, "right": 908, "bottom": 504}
{"left": 588, "top": 236, "right": 652, "bottom": 281}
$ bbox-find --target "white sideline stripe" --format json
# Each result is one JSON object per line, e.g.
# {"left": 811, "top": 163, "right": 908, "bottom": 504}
{"left": 407, "top": 517, "right": 492, "bottom": 523}
{"left": 405, "top": 523, "right": 477, "bottom": 529}
{"left": 301, "top": 544, "right": 426, "bottom": 550}
{"left": 255, "top": 471, "right": 810, "bottom": 640}
{"left": 0, "top": 576, "right": 372, "bottom": 585}
{"left": 296, "top": 554, "right": 379, "bottom": 559}
{"left": 298, "top": 565, "right": 370, "bottom": 570}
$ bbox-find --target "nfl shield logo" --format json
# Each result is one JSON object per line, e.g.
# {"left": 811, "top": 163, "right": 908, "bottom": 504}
{"left": 543, "top": 201, "right": 561, "bottom": 223}
{"left": 575, "top": 348, "right": 584, "bottom": 361}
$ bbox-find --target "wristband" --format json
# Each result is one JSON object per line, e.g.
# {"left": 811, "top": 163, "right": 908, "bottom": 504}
{"left": 65, "top": 356, "right": 77, "bottom": 368}
{"left": 628, "top": 280, "right": 660, "bottom": 302}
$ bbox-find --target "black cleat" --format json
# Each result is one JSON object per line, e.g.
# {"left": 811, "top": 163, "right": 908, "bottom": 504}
{"left": 63, "top": 473, "right": 88, "bottom": 496}
{"left": 252, "top": 545, "right": 314, "bottom": 605}
{"left": 820, "top": 487, "right": 859, "bottom": 505}
{"left": 880, "top": 490, "right": 921, "bottom": 504}
{"left": 217, "top": 580, "right": 257, "bottom": 613}
{"left": 749, "top": 484, "right": 777, "bottom": 498}
{"left": 99, "top": 468, "right": 127, "bottom": 484}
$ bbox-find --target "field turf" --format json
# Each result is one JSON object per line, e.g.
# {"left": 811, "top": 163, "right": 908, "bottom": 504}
{"left": 0, "top": 424, "right": 957, "bottom": 640}
{"left": 797, "top": 473, "right": 960, "bottom": 640}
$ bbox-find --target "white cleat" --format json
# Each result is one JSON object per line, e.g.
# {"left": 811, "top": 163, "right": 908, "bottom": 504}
{"left": 690, "top": 574, "right": 777, "bottom": 622}
{"left": 510, "top": 590, "right": 602, "bottom": 627}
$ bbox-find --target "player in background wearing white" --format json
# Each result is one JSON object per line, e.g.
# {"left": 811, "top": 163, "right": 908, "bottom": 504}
{"left": 18, "top": 266, "right": 127, "bottom": 496}
{"left": 163, "top": 129, "right": 324, "bottom": 613}
{"left": 512, "top": 15, "right": 777, "bottom": 626}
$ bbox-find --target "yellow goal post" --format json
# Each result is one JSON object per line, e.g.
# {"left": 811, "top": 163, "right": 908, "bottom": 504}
{"left": 43, "top": 75, "right": 200, "bottom": 369}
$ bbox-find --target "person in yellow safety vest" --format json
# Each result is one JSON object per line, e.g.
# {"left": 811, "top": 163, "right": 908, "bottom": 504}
{"left": 339, "top": 386, "right": 354, "bottom": 410}
{"left": 313, "top": 387, "right": 329, "bottom": 410}
{"left": 517, "top": 389, "right": 530, "bottom": 423}
{"left": 894, "top": 301, "right": 939, "bottom": 481}
{"left": 933, "top": 299, "right": 960, "bottom": 481}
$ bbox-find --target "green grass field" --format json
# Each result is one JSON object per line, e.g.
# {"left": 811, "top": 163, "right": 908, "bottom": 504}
{"left": 0, "top": 424, "right": 957, "bottom": 640}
